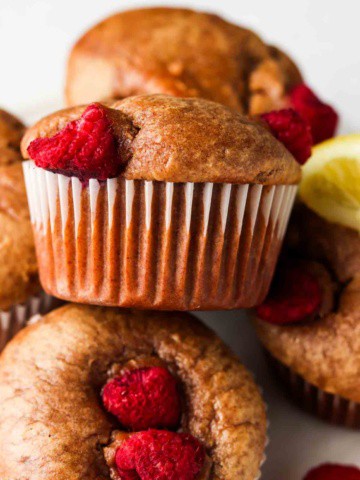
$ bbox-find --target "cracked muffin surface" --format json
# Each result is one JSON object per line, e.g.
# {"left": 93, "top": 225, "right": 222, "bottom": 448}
{"left": 22, "top": 94, "right": 300, "bottom": 185}
{"left": 65, "top": 7, "right": 302, "bottom": 112}
{"left": 0, "top": 304, "right": 267, "bottom": 480}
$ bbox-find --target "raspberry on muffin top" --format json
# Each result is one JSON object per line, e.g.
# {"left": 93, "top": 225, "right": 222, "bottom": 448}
{"left": 22, "top": 95, "right": 301, "bottom": 184}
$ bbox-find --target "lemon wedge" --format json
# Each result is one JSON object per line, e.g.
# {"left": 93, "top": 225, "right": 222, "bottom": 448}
{"left": 299, "top": 134, "right": 360, "bottom": 232}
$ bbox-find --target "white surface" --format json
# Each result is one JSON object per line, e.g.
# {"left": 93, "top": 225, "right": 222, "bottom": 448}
{"left": 0, "top": 0, "right": 359, "bottom": 478}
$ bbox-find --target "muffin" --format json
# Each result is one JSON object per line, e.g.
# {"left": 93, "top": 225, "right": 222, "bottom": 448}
{"left": 0, "top": 109, "right": 56, "bottom": 351}
{"left": 0, "top": 303, "right": 267, "bottom": 479}
{"left": 254, "top": 136, "right": 360, "bottom": 428}
{"left": 22, "top": 95, "right": 303, "bottom": 310}
{"left": 65, "top": 7, "right": 302, "bottom": 115}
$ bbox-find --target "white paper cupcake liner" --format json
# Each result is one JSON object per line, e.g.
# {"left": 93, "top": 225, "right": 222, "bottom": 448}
{"left": 0, "top": 292, "right": 57, "bottom": 351}
{"left": 23, "top": 161, "right": 297, "bottom": 310}
{"left": 268, "top": 353, "right": 360, "bottom": 429}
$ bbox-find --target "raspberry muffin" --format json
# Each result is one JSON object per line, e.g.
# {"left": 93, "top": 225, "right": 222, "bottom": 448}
{"left": 254, "top": 136, "right": 360, "bottom": 427}
{"left": 0, "top": 110, "right": 55, "bottom": 351}
{"left": 22, "top": 95, "right": 305, "bottom": 310}
{"left": 0, "top": 304, "right": 267, "bottom": 479}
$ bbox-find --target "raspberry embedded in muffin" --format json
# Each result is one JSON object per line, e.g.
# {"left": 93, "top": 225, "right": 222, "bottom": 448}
{"left": 102, "top": 366, "right": 181, "bottom": 431}
{"left": 290, "top": 83, "right": 339, "bottom": 144}
{"left": 304, "top": 463, "right": 360, "bottom": 480}
{"left": 261, "top": 108, "right": 313, "bottom": 165}
{"left": 256, "top": 262, "right": 323, "bottom": 325}
{"left": 101, "top": 362, "right": 205, "bottom": 478}
{"left": 27, "top": 103, "right": 122, "bottom": 181}
{"left": 113, "top": 430, "right": 206, "bottom": 480}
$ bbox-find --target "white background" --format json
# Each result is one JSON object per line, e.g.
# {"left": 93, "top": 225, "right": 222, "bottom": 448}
{"left": 0, "top": 1, "right": 359, "bottom": 478}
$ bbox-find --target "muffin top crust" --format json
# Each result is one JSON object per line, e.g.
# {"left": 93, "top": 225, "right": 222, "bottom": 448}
{"left": 0, "top": 108, "right": 25, "bottom": 166}
{"left": 0, "top": 109, "right": 38, "bottom": 309}
{"left": 0, "top": 304, "right": 267, "bottom": 479}
{"left": 65, "top": 7, "right": 302, "bottom": 112}
{"left": 22, "top": 94, "right": 301, "bottom": 184}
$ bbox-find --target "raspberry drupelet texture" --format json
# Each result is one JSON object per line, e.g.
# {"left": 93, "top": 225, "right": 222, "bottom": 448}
{"left": 290, "top": 84, "right": 339, "bottom": 144}
{"left": 261, "top": 108, "right": 313, "bottom": 165}
{"left": 256, "top": 263, "right": 322, "bottom": 325}
{"left": 304, "top": 463, "right": 360, "bottom": 480}
{"left": 115, "top": 430, "right": 206, "bottom": 480}
{"left": 27, "top": 103, "right": 121, "bottom": 181}
{"left": 102, "top": 367, "right": 181, "bottom": 431}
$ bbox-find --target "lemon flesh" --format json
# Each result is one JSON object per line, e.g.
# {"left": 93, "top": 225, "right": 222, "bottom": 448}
{"left": 299, "top": 134, "right": 360, "bottom": 232}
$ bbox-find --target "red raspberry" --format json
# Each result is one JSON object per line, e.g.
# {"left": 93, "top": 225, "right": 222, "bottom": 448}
{"left": 304, "top": 463, "right": 360, "bottom": 480}
{"left": 115, "top": 430, "right": 206, "bottom": 480}
{"left": 256, "top": 263, "right": 322, "bottom": 325}
{"left": 290, "top": 84, "right": 339, "bottom": 144}
{"left": 261, "top": 109, "right": 313, "bottom": 165}
{"left": 28, "top": 103, "right": 121, "bottom": 181}
{"left": 102, "top": 367, "right": 181, "bottom": 431}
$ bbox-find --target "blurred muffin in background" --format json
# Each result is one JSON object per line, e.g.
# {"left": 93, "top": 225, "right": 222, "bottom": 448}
{"left": 0, "top": 109, "right": 24, "bottom": 166}
{"left": 65, "top": 7, "right": 302, "bottom": 115}
{"left": 65, "top": 8, "right": 338, "bottom": 143}
{"left": 0, "top": 108, "right": 56, "bottom": 351}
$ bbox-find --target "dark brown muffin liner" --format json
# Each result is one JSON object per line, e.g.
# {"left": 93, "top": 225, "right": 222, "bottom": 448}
{"left": 267, "top": 352, "right": 360, "bottom": 429}
{"left": 23, "top": 162, "right": 297, "bottom": 310}
{"left": 0, "top": 292, "right": 57, "bottom": 352}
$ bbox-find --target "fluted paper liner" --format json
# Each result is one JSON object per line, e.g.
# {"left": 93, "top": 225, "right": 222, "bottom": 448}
{"left": 23, "top": 161, "right": 297, "bottom": 310}
{"left": 268, "top": 353, "right": 360, "bottom": 429}
{"left": 0, "top": 292, "right": 57, "bottom": 351}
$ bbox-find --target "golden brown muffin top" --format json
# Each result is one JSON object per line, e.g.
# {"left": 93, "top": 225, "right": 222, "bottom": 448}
{"left": 65, "top": 7, "right": 302, "bottom": 113}
{"left": 0, "top": 109, "right": 25, "bottom": 166}
{"left": 0, "top": 163, "right": 39, "bottom": 310}
{"left": 22, "top": 95, "right": 301, "bottom": 184}
{"left": 0, "top": 304, "right": 267, "bottom": 480}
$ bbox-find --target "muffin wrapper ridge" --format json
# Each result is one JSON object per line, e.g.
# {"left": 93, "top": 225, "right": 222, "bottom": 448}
{"left": 0, "top": 292, "right": 57, "bottom": 351}
{"left": 23, "top": 161, "right": 297, "bottom": 310}
{"left": 268, "top": 353, "right": 360, "bottom": 429}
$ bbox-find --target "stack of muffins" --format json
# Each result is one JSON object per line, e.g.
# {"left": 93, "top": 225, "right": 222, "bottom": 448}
{"left": 0, "top": 7, "right": 358, "bottom": 480}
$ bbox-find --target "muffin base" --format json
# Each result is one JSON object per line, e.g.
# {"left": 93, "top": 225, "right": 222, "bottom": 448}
{"left": 24, "top": 162, "right": 297, "bottom": 310}
{"left": 267, "top": 352, "right": 360, "bottom": 429}
{"left": 0, "top": 292, "right": 57, "bottom": 351}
